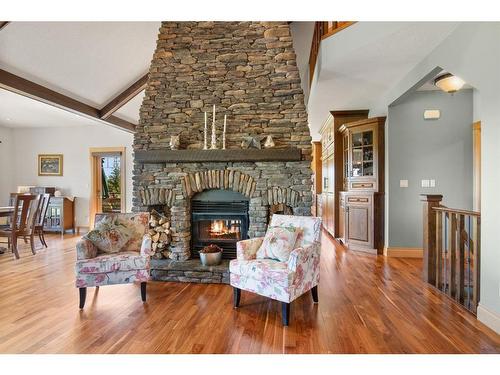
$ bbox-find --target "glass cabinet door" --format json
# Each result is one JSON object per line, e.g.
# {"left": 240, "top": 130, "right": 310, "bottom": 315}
{"left": 343, "top": 133, "right": 349, "bottom": 188}
{"left": 350, "top": 130, "right": 374, "bottom": 177}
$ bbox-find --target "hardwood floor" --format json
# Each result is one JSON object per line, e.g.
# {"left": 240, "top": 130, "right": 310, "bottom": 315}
{"left": 0, "top": 232, "right": 498, "bottom": 354}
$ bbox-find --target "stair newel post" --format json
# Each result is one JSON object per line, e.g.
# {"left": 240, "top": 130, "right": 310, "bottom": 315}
{"left": 421, "top": 194, "right": 443, "bottom": 285}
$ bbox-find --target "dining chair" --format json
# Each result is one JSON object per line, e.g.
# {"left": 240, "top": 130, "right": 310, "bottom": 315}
{"left": 34, "top": 193, "right": 51, "bottom": 248}
{"left": 0, "top": 194, "right": 41, "bottom": 259}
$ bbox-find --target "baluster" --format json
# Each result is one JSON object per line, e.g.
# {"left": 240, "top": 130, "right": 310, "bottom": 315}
{"left": 467, "top": 215, "right": 472, "bottom": 310}
{"left": 435, "top": 210, "right": 443, "bottom": 290}
{"left": 456, "top": 214, "right": 465, "bottom": 303}
{"left": 472, "top": 216, "right": 481, "bottom": 313}
{"left": 448, "top": 213, "right": 457, "bottom": 298}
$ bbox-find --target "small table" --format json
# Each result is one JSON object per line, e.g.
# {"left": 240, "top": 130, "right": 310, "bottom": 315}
{"left": 0, "top": 206, "right": 14, "bottom": 254}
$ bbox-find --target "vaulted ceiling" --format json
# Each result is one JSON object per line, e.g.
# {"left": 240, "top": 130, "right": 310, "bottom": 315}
{"left": 0, "top": 22, "right": 159, "bottom": 130}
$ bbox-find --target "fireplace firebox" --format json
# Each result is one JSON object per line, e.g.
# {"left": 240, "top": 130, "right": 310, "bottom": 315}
{"left": 191, "top": 189, "right": 249, "bottom": 259}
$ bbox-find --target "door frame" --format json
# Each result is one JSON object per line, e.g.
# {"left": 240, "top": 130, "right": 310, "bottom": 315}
{"left": 89, "top": 147, "right": 126, "bottom": 228}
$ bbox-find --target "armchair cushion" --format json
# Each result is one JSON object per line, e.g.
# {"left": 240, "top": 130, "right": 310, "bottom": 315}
{"left": 94, "top": 212, "right": 150, "bottom": 252}
{"left": 236, "top": 237, "right": 264, "bottom": 260}
{"left": 84, "top": 218, "right": 132, "bottom": 254}
{"left": 230, "top": 258, "right": 292, "bottom": 288}
{"left": 256, "top": 225, "right": 299, "bottom": 262}
{"left": 76, "top": 269, "right": 149, "bottom": 288}
{"left": 76, "top": 238, "right": 98, "bottom": 260}
{"left": 270, "top": 214, "right": 322, "bottom": 248}
{"left": 75, "top": 252, "right": 150, "bottom": 274}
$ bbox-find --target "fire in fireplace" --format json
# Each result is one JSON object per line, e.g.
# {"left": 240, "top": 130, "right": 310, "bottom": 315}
{"left": 191, "top": 189, "right": 249, "bottom": 259}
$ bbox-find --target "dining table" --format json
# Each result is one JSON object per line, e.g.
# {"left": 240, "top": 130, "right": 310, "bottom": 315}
{"left": 0, "top": 206, "right": 14, "bottom": 254}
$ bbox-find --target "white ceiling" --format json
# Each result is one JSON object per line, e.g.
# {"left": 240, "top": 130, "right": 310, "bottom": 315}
{"left": 114, "top": 89, "right": 145, "bottom": 123}
{"left": 307, "top": 22, "right": 460, "bottom": 139}
{"left": 0, "top": 22, "right": 159, "bottom": 128}
{"left": 0, "top": 88, "right": 101, "bottom": 128}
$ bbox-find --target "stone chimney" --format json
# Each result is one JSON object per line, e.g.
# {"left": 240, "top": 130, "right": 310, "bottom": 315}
{"left": 133, "top": 22, "right": 313, "bottom": 276}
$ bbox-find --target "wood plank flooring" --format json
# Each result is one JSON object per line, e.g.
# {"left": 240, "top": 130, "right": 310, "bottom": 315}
{"left": 0, "top": 232, "right": 498, "bottom": 353}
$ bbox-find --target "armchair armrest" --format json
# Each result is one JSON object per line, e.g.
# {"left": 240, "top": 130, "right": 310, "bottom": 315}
{"left": 140, "top": 234, "right": 153, "bottom": 257}
{"left": 76, "top": 238, "right": 98, "bottom": 260}
{"left": 236, "top": 237, "right": 264, "bottom": 260}
{"left": 287, "top": 242, "right": 321, "bottom": 272}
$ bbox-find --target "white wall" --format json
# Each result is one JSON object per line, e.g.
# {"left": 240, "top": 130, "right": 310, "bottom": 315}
{"left": 387, "top": 89, "right": 473, "bottom": 248}
{"left": 371, "top": 23, "right": 500, "bottom": 331}
{"left": 6, "top": 125, "right": 134, "bottom": 227}
{"left": 290, "top": 22, "right": 315, "bottom": 104}
{"left": 0, "top": 126, "right": 15, "bottom": 206}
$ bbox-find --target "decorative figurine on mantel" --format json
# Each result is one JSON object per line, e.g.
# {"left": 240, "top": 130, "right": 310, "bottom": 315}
{"left": 241, "top": 135, "right": 266, "bottom": 149}
{"left": 263, "top": 135, "right": 275, "bottom": 149}
{"left": 170, "top": 135, "right": 180, "bottom": 150}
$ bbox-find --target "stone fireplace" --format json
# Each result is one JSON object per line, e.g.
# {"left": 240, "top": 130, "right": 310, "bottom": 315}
{"left": 133, "top": 22, "right": 312, "bottom": 283}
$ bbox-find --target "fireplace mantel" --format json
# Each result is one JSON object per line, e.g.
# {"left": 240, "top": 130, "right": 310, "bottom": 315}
{"left": 135, "top": 148, "right": 302, "bottom": 163}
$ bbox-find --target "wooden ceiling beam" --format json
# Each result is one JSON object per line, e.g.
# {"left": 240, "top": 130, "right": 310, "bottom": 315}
{"left": 0, "top": 68, "right": 136, "bottom": 133}
{"left": 0, "top": 22, "right": 10, "bottom": 31}
{"left": 99, "top": 73, "right": 148, "bottom": 119}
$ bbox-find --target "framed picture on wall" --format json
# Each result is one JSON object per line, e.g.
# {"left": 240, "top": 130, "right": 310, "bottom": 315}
{"left": 38, "top": 154, "right": 63, "bottom": 176}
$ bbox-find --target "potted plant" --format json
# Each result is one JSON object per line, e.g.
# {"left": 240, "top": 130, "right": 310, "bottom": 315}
{"left": 199, "top": 244, "right": 223, "bottom": 266}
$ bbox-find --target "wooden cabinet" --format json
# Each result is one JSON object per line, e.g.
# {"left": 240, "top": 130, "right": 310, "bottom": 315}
{"left": 339, "top": 117, "right": 385, "bottom": 254}
{"left": 319, "top": 110, "right": 369, "bottom": 237}
{"left": 45, "top": 197, "right": 75, "bottom": 234}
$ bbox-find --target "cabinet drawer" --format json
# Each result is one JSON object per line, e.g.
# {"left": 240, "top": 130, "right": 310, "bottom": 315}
{"left": 349, "top": 181, "right": 375, "bottom": 190}
{"left": 347, "top": 196, "right": 371, "bottom": 204}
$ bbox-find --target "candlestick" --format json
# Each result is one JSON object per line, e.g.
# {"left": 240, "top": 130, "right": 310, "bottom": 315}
{"left": 222, "top": 114, "right": 227, "bottom": 150}
{"left": 210, "top": 105, "right": 217, "bottom": 149}
{"left": 203, "top": 112, "right": 208, "bottom": 150}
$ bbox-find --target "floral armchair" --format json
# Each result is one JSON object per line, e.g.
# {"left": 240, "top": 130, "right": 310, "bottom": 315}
{"left": 75, "top": 212, "right": 152, "bottom": 309}
{"left": 230, "top": 214, "right": 322, "bottom": 326}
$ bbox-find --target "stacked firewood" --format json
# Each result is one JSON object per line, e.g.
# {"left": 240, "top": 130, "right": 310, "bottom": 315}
{"left": 148, "top": 210, "right": 172, "bottom": 259}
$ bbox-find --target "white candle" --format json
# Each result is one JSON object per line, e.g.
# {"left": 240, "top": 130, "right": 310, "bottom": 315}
{"left": 203, "top": 112, "right": 207, "bottom": 150}
{"left": 211, "top": 105, "right": 216, "bottom": 149}
{"left": 222, "top": 114, "right": 227, "bottom": 150}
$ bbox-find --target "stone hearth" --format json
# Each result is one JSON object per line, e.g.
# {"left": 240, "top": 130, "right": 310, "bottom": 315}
{"left": 133, "top": 22, "right": 312, "bottom": 283}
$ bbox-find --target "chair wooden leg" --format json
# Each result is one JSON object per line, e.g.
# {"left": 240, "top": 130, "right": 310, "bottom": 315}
{"left": 282, "top": 302, "right": 290, "bottom": 326}
{"left": 79, "top": 287, "right": 87, "bottom": 309}
{"left": 41, "top": 232, "right": 48, "bottom": 248}
{"left": 233, "top": 287, "right": 241, "bottom": 308}
{"left": 11, "top": 235, "right": 19, "bottom": 259}
{"left": 311, "top": 285, "right": 319, "bottom": 303}
{"left": 30, "top": 234, "right": 36, "bottom": 255}
{"left": 141, "top": 282, "right": 147, "bottom": 302}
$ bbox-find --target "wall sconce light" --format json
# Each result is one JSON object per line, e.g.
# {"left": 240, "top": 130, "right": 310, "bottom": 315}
{"left": 424, "top": 109, "right": 441, "bottom": 120}
{"left": 434, "top": 73, "right": 465, "bottom": 93}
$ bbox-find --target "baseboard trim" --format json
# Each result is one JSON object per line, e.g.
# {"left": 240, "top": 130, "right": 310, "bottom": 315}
{"left": 76, "top": 226, "right": 90, "bottom": 235}
{"left": 383, "top": 247, "right": 423, "bottom": 258}
{"left": 477, "top": 303, "right": 500, "bottom": 334}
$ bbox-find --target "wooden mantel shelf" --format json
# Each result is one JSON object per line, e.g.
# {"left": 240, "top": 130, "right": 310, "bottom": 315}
{"left": 135, "top": 148, "right": 302, "bottom": 163}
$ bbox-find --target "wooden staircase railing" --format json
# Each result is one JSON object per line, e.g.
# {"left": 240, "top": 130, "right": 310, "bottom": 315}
{"left": 308, "top": 21, "right": 355, "bottom": 85}
{"left": 421, "top": 194, "right": 480, "bottom": 314}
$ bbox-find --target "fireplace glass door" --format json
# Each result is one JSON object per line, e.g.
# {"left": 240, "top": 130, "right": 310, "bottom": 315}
{"left": 191, "top": 189, "right": 249, "bottom": 259}
{"left": 198, "top": 219, "right": 242, "bottom": 241}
